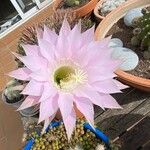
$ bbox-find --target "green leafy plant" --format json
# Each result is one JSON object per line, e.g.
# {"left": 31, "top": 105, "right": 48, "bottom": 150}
{"left": 131, "top": 8, "right": 150, "bottom": 59}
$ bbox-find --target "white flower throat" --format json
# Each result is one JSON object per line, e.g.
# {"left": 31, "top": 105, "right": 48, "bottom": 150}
{"left": 53, "top": 65, "right": 87, "bottom": 92}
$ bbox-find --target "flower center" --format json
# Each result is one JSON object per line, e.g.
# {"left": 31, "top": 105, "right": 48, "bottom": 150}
{"left": 53, "top": 65, "right": 87, "bottom": 92}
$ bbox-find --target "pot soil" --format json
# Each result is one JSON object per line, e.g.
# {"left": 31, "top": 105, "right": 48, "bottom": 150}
{"left": 106, "top": 18, "right": 150, "bottom": 79}
{"left": 54, "top": 0, "right": 98, "bottom": 17}
{"left": 57, "top": 0, "right": 90, "bottom": 10}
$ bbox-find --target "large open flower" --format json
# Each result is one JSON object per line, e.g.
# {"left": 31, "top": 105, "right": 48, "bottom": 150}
{"left": 9, "top": 19, "right": 127, "bottom": 139}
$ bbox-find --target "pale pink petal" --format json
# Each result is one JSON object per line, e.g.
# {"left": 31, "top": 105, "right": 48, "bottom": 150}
{"left": 41, "top": 114, "right": 56, "bottom": 134}
{"left": 56, "top": 18, "right": 71, "bottom": 58}
{"left": 22, "top": 44, "right": 40, "bottom": 56}
{"left": 56, "top": 20, "right": 81, "bottom": 58}
{"left": 77, "top": 41, "right": 113, "bottom": 67}
{"left": 42, "top": 118, "right": 50, "bottom": 134}
{"left": 87, "top": 59, "right": 121, "bottom": 74}
{"left": 87, "top": 68, "right": 117, "bottom": 83}
{"left": 74, "top": 96, "right": 94, "bottom": 127}
{"left": 56, "top": 33, "right": 69, "bottom": 58}
{"left": 82, "top": 25, "right": 95, "bottom": 43}
{"left": 98, "top": 93, "right": 122, "bottom": 109}
{"left": 72, "top": 20, "right": 81, "bottom": 33}
{"left": 43, "top": 25, "right": 58, "bottom": 44}
{"left": 13, "top": 53, "right": 48, "bottom": 71}
{"left": 8, "top": 68, "right": 31, "bottom": 81}
{"left": 30, "top": 68, "right": 50, "bottom": 82}
{"left": 85, "top": 48, "right": 114, "bottom": 68}
{"left": 79, "top": 37, "right": 111, "bottom": 59}
{"left": 87, "top": 59, "right": 121, "bottom": 83}
{"left": 39, "top": 82, "right": 57, "bottom": 102}
{"left": 36, "top": 27, "right": 43, "bottom": 40}
{"left": 39, "top": 94, "right": 58, "bottom": 123}
{"left": 38, "top": 39, "right": 55, "bottom": 61}
{"left": 98, "top": 36, "right": 112, "bottom": 48}
{"left": 59, "top": 17, "right": 71, "bottom": 36}
{"left": 63, "top": 108, "right": 76, "bottom": 140}
{"left": 17, "top": 96, "right": 40, "bottom": 110}
{"left": 113, "top": 79, "right": 129, "bottom": 90}
{"left": 92, "top": 79, "right": 122, "bottom": 94}
{"left": 67, "top": 20, "right": 82, "bottom": 49}
{"left": 58, "top": 93, "right": 73, "bottom": 119}
{"left": 74, "top": 86, "right": 104, "bottom": 109}
{"left": 21, "top": 80, "right": 43, "bottom": 96}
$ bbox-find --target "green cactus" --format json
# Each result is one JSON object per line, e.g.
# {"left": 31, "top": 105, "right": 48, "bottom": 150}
{"left": 131, "top": 8, "right": 150, "bottom": 59}
{"left": 4, "top": 79, "right": 24, "bottom": 103}
{"left": 65, "top": 0, "right": 85, "bottom": 7}
{"left": 29, "top": 118, "right": 104, "bottom": 150}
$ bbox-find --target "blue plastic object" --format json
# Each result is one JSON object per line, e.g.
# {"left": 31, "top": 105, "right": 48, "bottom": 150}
{"left": 84, "top": 123, "right": 109, "bottom": 145}
{"left": 24, "top": 122, "right": 110, "bottom": 150}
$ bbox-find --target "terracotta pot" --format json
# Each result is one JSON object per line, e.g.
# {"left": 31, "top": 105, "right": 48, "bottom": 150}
{"left": 94, "top": 0, "right": 105, "bottom": 21}
{"left": 53, "top": 0, "right": 98, "bottom": 17}
{"left": 95, "top": 0, "right": 150, "bottom": 92}
{"left": 94, "top": 0, "right": 128, "bottom": 21}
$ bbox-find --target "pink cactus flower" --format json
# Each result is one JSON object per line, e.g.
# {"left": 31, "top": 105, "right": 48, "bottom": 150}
{"left": 8, "top": 19, "right": 128, "bottom": 139}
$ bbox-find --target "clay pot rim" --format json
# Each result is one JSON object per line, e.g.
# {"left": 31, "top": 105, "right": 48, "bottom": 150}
{"left": 94, "top": 0, "right": 128, "bottom": 20}
{"left": 94, "top": 0, "right": 105, "bottom": 20}
{"left": 115, "top": 69, "right": 150, "bottom": 88}
{"left": 53, "top": 0, "right": 98, "bottom": 17}
{"left": 95, "top": 0, "right": 150, "bottom": 91}
{"left": 74, "top": 0, "right": 97, "bottom": 12}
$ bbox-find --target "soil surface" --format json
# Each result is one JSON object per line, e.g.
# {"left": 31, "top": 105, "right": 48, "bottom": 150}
{"left": 57, "top": 0, "right": 90, "bottom": 10}
{"left": 107, "top": 18, "right": 150, "bottom": 79}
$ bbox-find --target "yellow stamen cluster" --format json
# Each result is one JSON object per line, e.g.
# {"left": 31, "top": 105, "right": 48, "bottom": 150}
{"left": 53, "top": 63, "right": 87, "bottom": 92}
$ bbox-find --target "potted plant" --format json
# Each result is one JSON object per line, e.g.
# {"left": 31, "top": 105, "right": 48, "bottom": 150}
{"left": 23, "top": 119, "right": 114, "bottom": 150}
{"left": 95, "top": 0, "right": 150, "bottom": 91}
{"left": 53, "top": 0, "right": 98, "bottom": 17}
{"left": 2, "top": 79, "right": 40, "bottom": 117}
{"left": 7, "top": 11, "right": 128, "bottom": 149}
{"left": 23, "top": 118, "right": 122, "bottom": 150}
{"left": 94, "top": 0, "right": 127, "bottom": 21}
{"left": 2, "top": 79, "right": 25, "bottom": 107}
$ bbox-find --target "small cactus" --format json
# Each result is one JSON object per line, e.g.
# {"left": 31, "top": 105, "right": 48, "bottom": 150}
{"left": 4, "top": 79, "right": 24, "bottom": 103}
{"left": 65, "top": 0, "right": 85, "bottom": 7}
{"left": 100, "top": 0, "right": 126, "bottom": 17}
{"left": 131, "top": 8, "right": 150, "bottom": 59}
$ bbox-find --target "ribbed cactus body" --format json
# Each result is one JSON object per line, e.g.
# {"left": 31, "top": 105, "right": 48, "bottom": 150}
{"left": 131, "top": 9, "right": 150, "bottom": 59}
{"left": 137, "top": 12, "right": 150, "bottom": 48}
{"left": 4, "top": 80, "right": 23, "bottom": 102}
